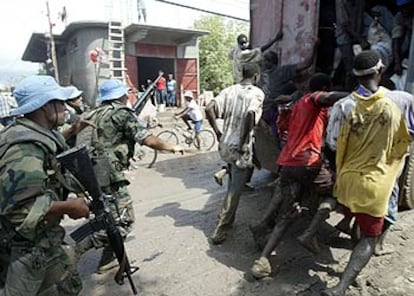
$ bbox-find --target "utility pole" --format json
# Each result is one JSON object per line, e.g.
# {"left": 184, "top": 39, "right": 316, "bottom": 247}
{"left": 46, "top": 1, "right": 59, "bottom": 82}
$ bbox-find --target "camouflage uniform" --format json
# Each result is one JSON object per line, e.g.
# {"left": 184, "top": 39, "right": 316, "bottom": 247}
{"left": 0, "top": 118, "right": 82, "bottom": 296}
{"left": 84, "top": 101, "right": 150, "bottom": 225}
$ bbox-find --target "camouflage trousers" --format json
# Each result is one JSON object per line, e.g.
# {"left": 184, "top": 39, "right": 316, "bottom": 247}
{"left": 74, "top": 182, "right": 135, "bottom": 257}
{"left": 103, "top": 185, "right": 135, "bottom": 227}
{"left": 108, "top": 161, "right": 135, "bottom": 226}
{"left": 0, "top": 244, "right": 82, "bottom": 296}
{"left": 113, "top": 185, "right": 135, "bottom": 225}
{"left": 81, "top": 185, "right": 134, "bottom": 254}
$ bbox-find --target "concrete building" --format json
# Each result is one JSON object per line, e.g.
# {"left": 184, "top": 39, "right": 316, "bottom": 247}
{"left": 22, "top": 21, "right": 208, "bottom": 105}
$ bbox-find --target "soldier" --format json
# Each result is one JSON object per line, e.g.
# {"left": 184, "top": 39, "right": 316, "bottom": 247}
{"left": 84, "top": 78, "right": 183, "bottom": 272}
{"left": 0, "top": 75, "right": 90, "bottom": 295}
{"left": 60, "top": 85, "right": 90, "bottom": 147}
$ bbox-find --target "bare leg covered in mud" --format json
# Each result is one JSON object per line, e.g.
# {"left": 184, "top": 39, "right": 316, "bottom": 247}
{"left": 374, "top": 227, "right": 394, "bottom": 256}
{"left": 249, "top": 178, "right": 284, "bottom": 249}
{"left": 250, "top": 196, "right": 304, "bottom": 279}
{"left": 321, "top": 235, "right": 377, "bottom": 296}
{"left": 297, "top": 197, "right": 337, "bottom": 254}
{"left": 322, "top": 221, "right": 391, "bottom": 296}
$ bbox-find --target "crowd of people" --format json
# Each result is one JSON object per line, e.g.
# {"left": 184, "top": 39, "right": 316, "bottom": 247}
{"left": 0, "top": 0, "right": 413, "bottom": 295}
{"left": 205, "top": 1, "right": 414, "bottom": 295}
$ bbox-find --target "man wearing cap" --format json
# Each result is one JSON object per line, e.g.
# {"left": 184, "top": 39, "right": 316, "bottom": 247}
{"left": 84, "top": 78, "right": 183, "bottom": 272}
{"left": 65, "top": 85, "right": 88, "bottom": 116}
{"left": 0, "top": 75, "right": 90, "bottom": 295}
{"left": 174, "top": 90, "right": 203, "bottom": 148}
{"left": 59, "top": 85, "right": 90, "bottom": 147}
{"left": 322, "top": 50, "right": 413, "bottom": 296}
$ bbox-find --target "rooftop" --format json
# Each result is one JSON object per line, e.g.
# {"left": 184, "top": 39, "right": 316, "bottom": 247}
{"left": 22, "top": 21, "right": 209, "bottom": 62}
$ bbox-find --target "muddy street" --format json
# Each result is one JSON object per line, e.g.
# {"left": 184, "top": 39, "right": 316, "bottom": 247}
{"left": 74, "top": 150, "right": 414, "bottom": 296}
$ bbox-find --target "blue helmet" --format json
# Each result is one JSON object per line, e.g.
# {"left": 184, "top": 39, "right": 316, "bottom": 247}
{"left": 397, "top": 0, "right": 414, "bottom": 6}
{"left": 12, "top": 75, "right": 71, "bottom": 116}
{"left": 65, "top": 85, "right": 83, "bottom": 100}
{"left": 97, "top": 79, "right": 130, "bottom": 103}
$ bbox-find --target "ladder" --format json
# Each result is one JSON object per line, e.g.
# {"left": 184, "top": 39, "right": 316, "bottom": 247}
{"left": 108, "top": 20, "right": 126, "bottom": 82}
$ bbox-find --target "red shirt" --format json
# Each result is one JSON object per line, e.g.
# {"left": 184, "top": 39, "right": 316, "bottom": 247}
{"left": 277, "top": 104, "right": 293, "bottom": 143}
{"left": 277, "top": 92, "right": 328, "bottom": 167}
{"left": 156, "top": 77, "right": 166, "bottom": 90}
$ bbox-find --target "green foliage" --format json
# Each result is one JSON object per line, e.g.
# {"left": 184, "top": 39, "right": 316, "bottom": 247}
{"left": 194, "top": 15, "right": 248, "bottom": 95}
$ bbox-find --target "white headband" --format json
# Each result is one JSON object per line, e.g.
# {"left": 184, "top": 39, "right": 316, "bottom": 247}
{"left": 353, "top": 59, "right": 384, "bottom": 77}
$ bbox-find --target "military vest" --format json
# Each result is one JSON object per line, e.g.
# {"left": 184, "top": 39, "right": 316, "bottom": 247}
{"left": 0, "top": 119, "right": 70, "bottom": 247}
{"left": 87, "top": 102, "right": 136, "bottom": 167}
{"left": 75, "top": 103, "right": 133, "bottom": 188}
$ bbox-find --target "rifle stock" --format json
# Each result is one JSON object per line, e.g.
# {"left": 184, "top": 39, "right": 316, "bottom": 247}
{"left": 57, "top": 144, "right": 138, "bottom": 295}
{"left": 133, "top": 73, "right": 163, "bottom": 116}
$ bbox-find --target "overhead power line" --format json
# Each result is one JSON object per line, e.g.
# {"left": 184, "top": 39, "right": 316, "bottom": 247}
{"left": 153, "top": 0, "right": 249, "bottom": 22}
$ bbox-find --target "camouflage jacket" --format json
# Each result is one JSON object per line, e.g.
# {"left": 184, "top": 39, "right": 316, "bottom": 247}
{"left": 0, "top": 118, "right": 71, "bottom": 248}
{"left": 86, "top": 101, "right": 150, "bottom": 169}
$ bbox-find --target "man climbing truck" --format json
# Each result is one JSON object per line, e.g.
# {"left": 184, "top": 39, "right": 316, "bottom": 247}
{"left": 250, "top": 0, "right": 414, "bottom": 210}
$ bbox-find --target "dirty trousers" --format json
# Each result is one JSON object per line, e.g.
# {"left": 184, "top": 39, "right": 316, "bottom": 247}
{"left": 216, "top": 163, "right": 251, "bottom": 227}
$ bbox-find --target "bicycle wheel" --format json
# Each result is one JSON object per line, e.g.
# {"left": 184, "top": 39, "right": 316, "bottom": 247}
{"left": 194, "top": 130, "right": 216, "bottom": 151}
{"left": 133, "top": 144, "right": 157, "bottom": 168}
{"left": 157, "top": 130, "right": 179, "bottom": 153}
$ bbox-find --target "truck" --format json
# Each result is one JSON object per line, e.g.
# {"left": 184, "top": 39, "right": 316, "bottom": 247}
{"left": 249, "top": 0, "right": 414, "bottom": 209}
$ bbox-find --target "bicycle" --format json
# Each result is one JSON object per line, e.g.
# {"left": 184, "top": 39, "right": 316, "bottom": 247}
{"left": 131, "top": 120, "right": 163, "bottom": 169}
{"left": 132, "top": 143, "right": 157, "bottom": 168}
{"left": 157, "top": 119, "right": 216, "bottom": 151}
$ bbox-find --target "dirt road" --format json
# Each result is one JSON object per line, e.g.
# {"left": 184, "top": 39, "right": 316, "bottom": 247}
{"left": 76, "top": 150, "right": 414, "bottom": 296}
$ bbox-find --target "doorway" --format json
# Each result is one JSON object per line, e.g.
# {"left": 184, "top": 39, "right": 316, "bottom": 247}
{"left": 137, "top": 57, "right": 174, "bottom": 91}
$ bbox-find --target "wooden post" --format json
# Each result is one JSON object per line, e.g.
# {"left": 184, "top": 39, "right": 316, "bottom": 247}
{"left": 46, "top": 1, "right": 59, "bottom": 82}
{"left": 405, "top": 14, "right": 414, "bottom": 94}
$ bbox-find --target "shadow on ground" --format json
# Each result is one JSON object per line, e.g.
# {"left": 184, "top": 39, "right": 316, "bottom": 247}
{"left": 143, "top": 152, "right": 353, "bottom": 295}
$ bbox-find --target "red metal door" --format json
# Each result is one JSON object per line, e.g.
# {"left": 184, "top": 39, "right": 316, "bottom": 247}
{"left": 176, "top": 58, "right": 198, "bottom": 106}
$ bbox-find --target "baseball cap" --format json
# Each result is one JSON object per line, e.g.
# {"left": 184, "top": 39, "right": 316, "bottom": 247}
{"left": 12, "top": 75, "right": 71, "bottom": 116}
{"left": 183, "top": 90, "right": 194, "bottom": 99}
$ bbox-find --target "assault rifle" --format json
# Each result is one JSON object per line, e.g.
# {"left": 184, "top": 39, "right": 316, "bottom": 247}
{"left": 133, "top": 72, "right": 163, "bottom": 116}
{"left": 57, "top": 144, "right": 138, "bottom": 295}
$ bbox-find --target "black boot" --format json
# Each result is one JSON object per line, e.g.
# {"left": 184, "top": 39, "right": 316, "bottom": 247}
{"left": 97, "top": 245, "right": 118, "bottom": 274}
{"left": 321, "top": 236, "right": 376, "bottom": 296}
